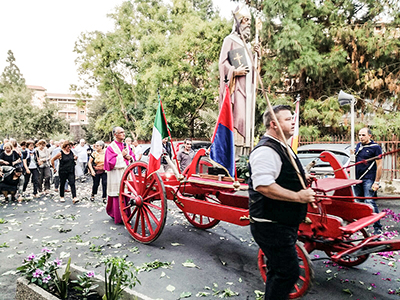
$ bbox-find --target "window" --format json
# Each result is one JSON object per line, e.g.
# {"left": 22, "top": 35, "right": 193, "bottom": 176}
{"left": 80, "top": 110, "right": 85, "bottom": 114}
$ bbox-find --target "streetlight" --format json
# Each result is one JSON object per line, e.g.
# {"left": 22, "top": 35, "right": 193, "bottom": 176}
{"left": 338, "top": 90, "right": 356, "bottom": 179}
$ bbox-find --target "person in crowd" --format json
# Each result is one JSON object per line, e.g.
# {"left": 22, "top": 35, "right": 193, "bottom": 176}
{"left": 51, "top": 141, "right": 62, "bottom": 192}
{"left": 104, "top": 127, "right": 134, "bottom": 224}
{"left": 353, "top": 127, "right": 383, "bottom": 235}
{"left": 161, "top": 137, "right": 172, "bottom": 172}
{"left": 133, "top": 139, "right": 143, "bottom": 161}
{"left": 36, "top": 139, "right": 51, "bottom": 194}
{"left": 73, "top": 139, "right": 89, "bottom": 180}
{"left": 248, "top": 105, "right": 315, "bottom": 300}
{"left": 23, "top": 140, "right": 40, "bottom": 198}
{"left": 88, "top": 141, "right": 107, "bottom": 203}
{"left": 48, "top": 140, "right": 57, "bottom": 156}
{"left": 0, "top": 166, "right": 24, "bottom": 203}
{"left": 177, "top": 138, "right": 194, "bottom": 172}
{"left": 0, "top": 138, "right": 9, "bottom": 155}
{"left": 19, "top": 141, "right": 28, "bottom": 180}
{"left": 123, "top": 137, "right": 135, "bottom": 164}
{"left": 125, "top": 137, "right": 134, "bottom": 152}
{"left": 51, "top": 140, "right": 78, "bottom": 204}
{"left": 19, "top": 141, "right": 28, "bottom": 161}
{"left": 0, "top": 142, "right": 23, "bottom": 168}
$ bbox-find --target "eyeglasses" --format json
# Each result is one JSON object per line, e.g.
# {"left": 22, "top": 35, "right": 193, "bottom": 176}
{"left": 116, "top": 131, "right": 125, "bottom": 135}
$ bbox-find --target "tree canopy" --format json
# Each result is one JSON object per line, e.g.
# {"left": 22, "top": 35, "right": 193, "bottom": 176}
{"left": 74, "top": 0, "right": 229, "bottom": 141}
{"left": 74, "top": 0, "right": 400, "bottom": 142}
{"left": 0, "top": 50, "right": 68, "bottom": 140}
{"left": 250, "top": 0, "right": 400, "bottom": 140}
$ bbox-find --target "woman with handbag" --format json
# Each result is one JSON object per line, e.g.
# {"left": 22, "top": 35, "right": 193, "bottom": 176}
{"left": 51, "top": 140, "right": 79, "bottom": 204}
{"left": 88, "top": 141, "right": 107, "bottom": 203}
{"left": 0, "top": 142, "right": 23, "bottom": 168}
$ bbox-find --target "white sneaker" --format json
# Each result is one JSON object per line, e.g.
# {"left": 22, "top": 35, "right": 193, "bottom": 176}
{"left": 60, "top": 197, "right": 65, "bottom": 203}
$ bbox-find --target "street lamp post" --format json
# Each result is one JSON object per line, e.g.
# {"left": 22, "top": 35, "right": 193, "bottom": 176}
{"left": 338, "top": 90, "right": 356, "bottom": 179}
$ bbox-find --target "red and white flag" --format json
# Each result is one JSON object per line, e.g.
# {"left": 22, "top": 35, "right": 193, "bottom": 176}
{"left": 147, "top": 100, "right": 169, "bottom": 176}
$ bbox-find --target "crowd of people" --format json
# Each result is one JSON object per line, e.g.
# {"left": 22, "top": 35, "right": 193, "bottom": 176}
{"left": 0, "top": 136, "right": 144, "bottom": 207}
{"left": 0, "top": 131, "right": 196, "bottom": 228}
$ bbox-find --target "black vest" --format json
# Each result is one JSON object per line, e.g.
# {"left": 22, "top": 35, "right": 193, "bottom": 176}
{"left": 248, "top": 136, "right": 307, "bottom": 226}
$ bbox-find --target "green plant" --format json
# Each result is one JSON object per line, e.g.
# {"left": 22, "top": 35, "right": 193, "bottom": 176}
{"left": 236, "top": 155, "right": 250, "bottom": 181}
{"left": 53, "top": 257, "right": 71, "bottom": 299}
{"left": 102, "top": 256, "right": 140, "bottom": 300}
{"left": 16, "top": 248, "right": 57, "bottom": 292}
{"left": 16, "top": 248, "right": 98, "bottom": 299}
{"left": 72, "top": 271, "right": 99, "bottom": 300}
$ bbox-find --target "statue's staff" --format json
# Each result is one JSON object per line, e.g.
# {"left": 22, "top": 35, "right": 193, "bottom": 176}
{"left": 232, "top": 12, "right": 307, "bottom": 189}
{"left": 250, "top": 18, "right": 262, "bottom": 151}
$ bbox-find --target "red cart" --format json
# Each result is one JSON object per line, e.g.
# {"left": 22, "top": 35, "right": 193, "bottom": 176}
{"left": 118, "top": 148, "right": 400, "bottom": 299}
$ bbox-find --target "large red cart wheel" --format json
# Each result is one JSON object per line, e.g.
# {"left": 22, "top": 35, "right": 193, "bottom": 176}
{"left": 258, "top": 242, "right": 313, "bottom": 299}
{"left": 183, "top": 193, "right": 220, "bottom": 229}
{"left": 324, "top": 228, "right": 369, "bottom": 267}
{"left": 119, "top": 161, "right": 167, "bottom": 244}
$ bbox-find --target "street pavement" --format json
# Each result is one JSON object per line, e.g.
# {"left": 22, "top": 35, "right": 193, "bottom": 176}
{"left": 0, "top": 176, "right": 400, "bottom": 300}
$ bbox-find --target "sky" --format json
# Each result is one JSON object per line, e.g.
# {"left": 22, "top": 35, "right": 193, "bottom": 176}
{"left": 0, "top": 0, "right": 239, "bottom": 94}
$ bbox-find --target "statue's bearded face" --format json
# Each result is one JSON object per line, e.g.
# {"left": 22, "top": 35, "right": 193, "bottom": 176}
{"left": 240, "top": 17, "right": 251, "bottom": 41}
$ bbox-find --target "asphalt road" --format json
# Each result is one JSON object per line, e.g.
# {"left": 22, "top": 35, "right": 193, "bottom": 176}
{"left": 0, "top": 178, "right": 399, "bottom": 300}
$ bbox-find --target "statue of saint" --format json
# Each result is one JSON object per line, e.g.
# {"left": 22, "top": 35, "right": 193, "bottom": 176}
{"left": 219, "top": 4, "right": 259, "bottom": 155}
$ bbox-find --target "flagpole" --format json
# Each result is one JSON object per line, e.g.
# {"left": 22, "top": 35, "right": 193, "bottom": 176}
{"left": 290, "top": 95, "right": 300, "bottom": 154}
{"left": 250, "top": 18, "right": 262, "bottom": 151}
{"left": 157, "top": 91, "right": 181, "bottom": 173}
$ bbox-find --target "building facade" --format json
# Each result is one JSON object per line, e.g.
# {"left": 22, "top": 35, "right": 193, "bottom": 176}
{"left": 27, "top": 85, "right": 93, "bottom": 124}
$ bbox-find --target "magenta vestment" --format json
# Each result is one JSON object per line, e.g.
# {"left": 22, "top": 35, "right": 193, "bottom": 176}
{"left": 104, "top": 141, "right": 135, "bottom": 224}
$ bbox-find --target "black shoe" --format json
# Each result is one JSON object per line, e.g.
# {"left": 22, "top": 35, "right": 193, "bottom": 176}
{"left": 90, "top": 195, "right": 95, "bottom": 202}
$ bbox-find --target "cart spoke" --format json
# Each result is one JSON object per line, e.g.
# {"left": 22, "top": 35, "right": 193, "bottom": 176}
{"left": 142, "top": 177, "right": 156, "bottom": 199}
{"left": 121, "top": 192, "right": 131, "bottom": 199}
{"left": 132, "top": 208, "right": 141, "bottom": 233}
{"left": 127, "top": 206, "right": 139, "bottom": 223}
{"left": 143, "top": 205, "right": 161, "bottom": 225}
{"left": 146, "top": 202, "right": 162, "bottom": 211}
{"left": 142, "top": 208, "right": 155, "bottom": 235}
{"left": 140, "top": 209, "right": 146, "bottom": 236}
{"left": 143, "top": 191, "right": 161, "bottom": 202}
{"left": 124, "top": 180, "right": 138, "bottom": 197}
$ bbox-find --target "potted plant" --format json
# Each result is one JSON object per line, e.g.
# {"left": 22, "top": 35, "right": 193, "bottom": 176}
{"left": 15, "top": 248, "right": 147, "bottom": 300}
{"left": 15, "top": 247, "right": 99, "bottom": 299}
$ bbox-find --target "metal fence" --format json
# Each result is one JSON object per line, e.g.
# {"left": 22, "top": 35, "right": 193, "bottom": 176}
{"left": 299, "top": 137, "right": 400, "bottom": 181}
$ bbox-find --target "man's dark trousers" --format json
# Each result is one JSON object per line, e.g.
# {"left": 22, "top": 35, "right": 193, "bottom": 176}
{"left": 251, "top": 221, "right": 299, "bottom": 300}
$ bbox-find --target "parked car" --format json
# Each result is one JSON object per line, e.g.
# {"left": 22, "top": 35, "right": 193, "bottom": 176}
{"left": 297, "top": 143, "right": 351, "bottom": 178}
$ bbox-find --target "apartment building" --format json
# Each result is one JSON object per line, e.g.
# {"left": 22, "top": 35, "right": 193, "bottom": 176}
{"left": 27, "top": 85, "right": 93, "bottom": 124}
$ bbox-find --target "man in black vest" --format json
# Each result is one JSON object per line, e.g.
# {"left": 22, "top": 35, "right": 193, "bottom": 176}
{"left": 248, "top": 105, "right": 315, "bottom": 300}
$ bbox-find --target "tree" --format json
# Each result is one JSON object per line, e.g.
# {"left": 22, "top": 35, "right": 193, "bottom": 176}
{"left": 0, "top": 50, "right": 26, "bottom": 92}
{"left": 246, "top": 0, "right": 400, "bottom": 139}
{"left": 74, "top": 0, "right": 230, "bottom": 140}
{"left": 0, "top": 50, "right": 68, "bottom": 140}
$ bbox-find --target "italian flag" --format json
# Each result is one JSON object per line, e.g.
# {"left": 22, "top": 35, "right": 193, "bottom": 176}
{"left": 147, "top": 101, "right": 169, "bottom": 176}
